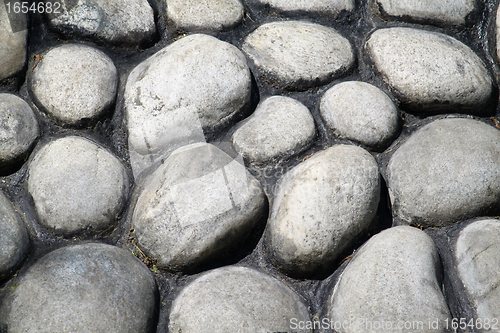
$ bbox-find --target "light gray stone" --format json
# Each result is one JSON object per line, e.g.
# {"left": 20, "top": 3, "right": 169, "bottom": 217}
{"left": 242, "top": 21, "right": 354, "bottom": 90}
{"left": 168, "top": 266, "right": 311, "bottom": 333}
{"left": 46, "top": 0, "right": 156, "bottom": 45}
{"left": 366, "top": 27, "right": 493, "bottom": 114}
{"left": 328, "top": 226, "right": 451, "bottom": 333}
{"left": 0, "top": 94, "right": 39, "bottom": 166}
{"left": 255, "top": 0, "right": 354, "bottom": 16}
{"left": 30, "top": 44, "right": 117, "bottom": 126}
{"left": 497, "top": 5, "right": 500, "bottom": 64}
{"left": 231, "top": 96, "right": 315, "bottom": 164}
{"left": 124, "top": 34, "right": 251, "bottom": 178}
{"left": 132, "top": 143, "right": 265, "bottom": 272}
{"left": 387, "top": 118, "right": 500, "bottom": 227}
{"left": 27, "top": 136, "right": 130, "bottom": 236}
{"left": 374, "top": 0, "right": 476, "bottom": 26}
{"left": 0, "top": 7, "right": 27, "bottom": 80}
{"left": 456, "top": 219, "right": 500, "bottom": 322}
{"left": 0, "top": 191, "right": 29, "bottom": 281}
{"left": 265, "top": 144, "right": 380, "bottom": 277}
{"left": 166, "top": 0, "right": 244, "bottom": 31}
{"left": 0, "top": 243, "right": 157, "bottom": 332}
{"left": 320, "top": 81, "right": 399, "bottom": 150}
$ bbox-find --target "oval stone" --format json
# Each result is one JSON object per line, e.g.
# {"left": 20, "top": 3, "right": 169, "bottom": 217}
{"left": 0, "top": 8, "right": 26, "bottom": 80}
{"left": 255, "top": 0, "right": 354, "bottom": 16}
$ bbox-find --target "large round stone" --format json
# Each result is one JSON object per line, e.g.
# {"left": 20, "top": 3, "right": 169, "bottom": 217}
{"left": 168, "top": 266, "right": 311, "bottom": 333}
{"left": 386, "top": 118, "right": 500, "bottom": 227}
{"left": 0, "top": 243, "right": 157, "bottom": 332}
{"left": 265, "top": 144, "right": 380, "bottom": 277}
{"left": 132, "top": 143, "right": 265, "bottom": 272}
{"left": 0, "top": 7, "right": 26, "bottom": 80}
{"left": 30, "top": 44, "right": 117, "bottom": 126}
{"left": 255, "top": 0, "right": 354, "bottom": 16}
{"left": 242, "top": 21, "right": 354, "bottom": 90}
{"left": 27, "top": 136, "right": 130, "bottom": 236}
{"left": 365, "top": 27, "right": 493, "bottom": 114}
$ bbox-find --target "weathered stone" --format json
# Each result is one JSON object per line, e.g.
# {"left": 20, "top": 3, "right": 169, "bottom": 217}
{"left": 242, "top": 21, "right": 354, "bottom": 90}
{"left": 0, "top": 7, "right": 27, "bottom": 80}
{"left": 168, "top": 266, "right": 311, "bottom": 333}
{"left": 328, "top": 226, "right": 451, "bottom": 333}
{"left": 231, "top": 96, "right": 316, "bottom": 164}
{"left": 320, "top": 81, "right": 399, "bottom": 150}
{"left": 386, "top": 118, "right": 500, "bottom": 227}
{"left": 27, "top": 136, "right": 130, "bottom": 236}
{"left": 132, "top": 143, "right": 265, "bottom": 272}
{"left": 366, "top": 27, "right": 493, "bottom": 114}
{"left": 0, "top": 243, "right": 157, "bottom": 332}
{"left": 265, "top": 144, "right": 380, "bottom": 277}
{"left": 255, "top": 0, "right": 354, "bottom": 16}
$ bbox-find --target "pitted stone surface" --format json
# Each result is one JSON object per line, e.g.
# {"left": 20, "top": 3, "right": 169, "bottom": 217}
{"left": 124, "top": 34, "right": 251, "bottom": 176}
{"left": 265, "top": 145, "right": 380, "bottom": 277}
{"left": 0, "top": 191, "right": 29, "bottom": 281}
{"left": 374, "top": 0, "right": 476, "bottom": 26}
{"left": 456, "top": 219, "right": 500, "bottom": 321}
{"left": 132, "top": 143, "right": 265, "bottom": 272}
{"left": 168, "top": 266, "right": 311, "bottom": 333}
{"left": 328, "top": 226, "right": 451, "bottom": 333}
{"left": 27, "top": 136, "right": 130, "bottom": 235}
{"left": 0, "top": 94, "right": 39, "bottom": 166}
{"left": 242, "top": 21, "right": 354, "bottom": 90}
{"left": 320, "top": 81, "right": 399, "bottom": 150}
{"left": 166, "top": 0, "right": 244, "bottom": 32}
{"left": 0, "top": 8, "right": 27, "bottom": 80}
{"left": 366, "top": 27, "right": 493, "bottom": 114}
{"left": 387, "top": 118, "right": 500, "bottom": 227}
{"left": 30, "top": 44, "right": 117, "bottom": 126}
{"left": 46, "top": 0, "right": 156, "bottom": 45}
{"left": 0, "top": 243, "right": 157, "bottom": 332}
{"left": 255, "top": 0, "right": 354, "bottom": 16}
{"left": 231, "top": 96, "right": 316, "bottom": 164}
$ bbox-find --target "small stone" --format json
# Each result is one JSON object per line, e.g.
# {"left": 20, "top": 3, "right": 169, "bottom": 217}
{"left": 374, "top": 0, "right": 476, "bottom": 26}
{"left": 0, "top": 8, "right": 27, "bottom": 80}
{"left": 132, "top": 143, "right": 265, "bottom": 272}
{"left": 328, "top": 226, "right": 451, "bottom": 333}
{"left": 386, "top": 118, "right": 500, "bottom": 227}
{"left": 456, "top": 219, "right": 500, "bottom": 321}
{"left": 366, "top": 27, "right": 493, "bottom": 114}
{"left": 496, "top": 5, "right": 500, "bottom": 64}
{"left": 29, "top": 44, "right": 117, "bottom": 126}
{"left": 27, "top": 136, "right": 130, "bottom": 236}
{"left": 231, "top": 96, "right": 316, "bottom": 164}
{"left": 0, "top": 191, "right": 29, "bottom": 281}
{"left": 46, "top": 0, "right": 156, "bottom": 45}
{"left": 166, "top": 0, "right": 244, "bottom": 32}
{"left": 320, "top": 81, "right": 399, "bottom": 150}
{"left": 124, "top": 34, "right": 251, "bottom": 177}
{"left": 0, "top": 94, "right": 39, "bottom": 167}
{"left": 255, "top": 0, "right": 354, "bottom": 16}
{"left": 242, "top": 21, "right": 354, "bottom": 90}
{"left": 168, "top": 266, "right": 311, "bottom": 333}
{"left": 264, "top": 145, "right": 380, "bottom": 277}
{"left": 0, "top": 243, "right": 157, "bottom": 332}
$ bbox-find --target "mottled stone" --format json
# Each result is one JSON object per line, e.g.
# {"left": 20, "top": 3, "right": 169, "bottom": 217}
{"left": 256, "top": 0, "right": 354, "bottom": 16}
{"left": 0, "top": 7, "right": 27, "bottom": 80}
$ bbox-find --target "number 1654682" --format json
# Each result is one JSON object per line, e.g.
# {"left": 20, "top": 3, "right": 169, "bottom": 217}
{"left": 5, "top": 1, "right": 61, "bottom": 14}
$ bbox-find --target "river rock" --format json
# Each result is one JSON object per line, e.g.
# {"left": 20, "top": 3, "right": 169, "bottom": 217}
{"left": 255, "top": 0, "right": 354, "bottom": 16}
{"left": 0, "top": 7, "right": 27, "bottom": 80}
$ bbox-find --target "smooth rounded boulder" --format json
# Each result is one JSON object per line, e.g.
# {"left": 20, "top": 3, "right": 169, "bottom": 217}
{"left": 0, "top": 8, "right": 26, "bottom": 80}
{"left": 255, "top": 0, "right": 354, "bottom": 16}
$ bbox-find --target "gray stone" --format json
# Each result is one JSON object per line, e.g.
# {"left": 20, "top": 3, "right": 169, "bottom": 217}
{"left": 456, "top": 219, "right": 500, "bottom": 322}
{"left": 132, "top": 143, "right": 265, "bottom": 272}
{"left": 0, "top": 243, "right": 157, "bottom": 332}
{"left": 0, "top": 191, "right": 29, "bottom": 281}
{"left": 320, "top": 81, "right": 399, "bottom": 150}
{"left": 497, "top": 5, "right": 500, "bottom": 64}
{"left": 46, "top": 0, "right": 156, "bottom": 45}
{"left": 366, "top": 27, "right": 493, "bottom": 114}
{"left": 0, "top": 7, "right": 27, "bottom": 80}
{"left": 168, "top": 266, "right": 311, "bottom": 333}
{"left": 255, "top": 0, "right": 354, "bottom": 16}
{"left": 374, "top": 0, "right": 476, "bottom": 26}
{"left": 166, "top": 0, "right": 244, "bottom": 32}
{"left": 30, "top": 44, "right": 117, "bottom": 126}
{"left": 124, "top": 34, "right": 251, "bottom": 178}
{"left": 265, "top": 144, "right": 380, "bottom": 277}
{"left": 386, "top": 118, "right": 500, "bottom": 227}
{"left": 231, "top": 96, "right": 316, "bottom": 164}
{"left": 328, "top": 226, "right": 451, "bottom": 333}
{"left": 0, "top": 94, "right": 39, "bottom": 166}
{"left": 242, "top": 21, "right": 354, "bottom": 90}
{"left": 27, "top": 136, "right": 130, "bottom": 235}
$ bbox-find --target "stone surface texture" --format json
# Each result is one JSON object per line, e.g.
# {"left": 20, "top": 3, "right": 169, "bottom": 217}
{"left": 0, "top": 8, "right": 27, "bottom": 80}
{"left": 256, "top": 0, "right": 355, "bottom": 16}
